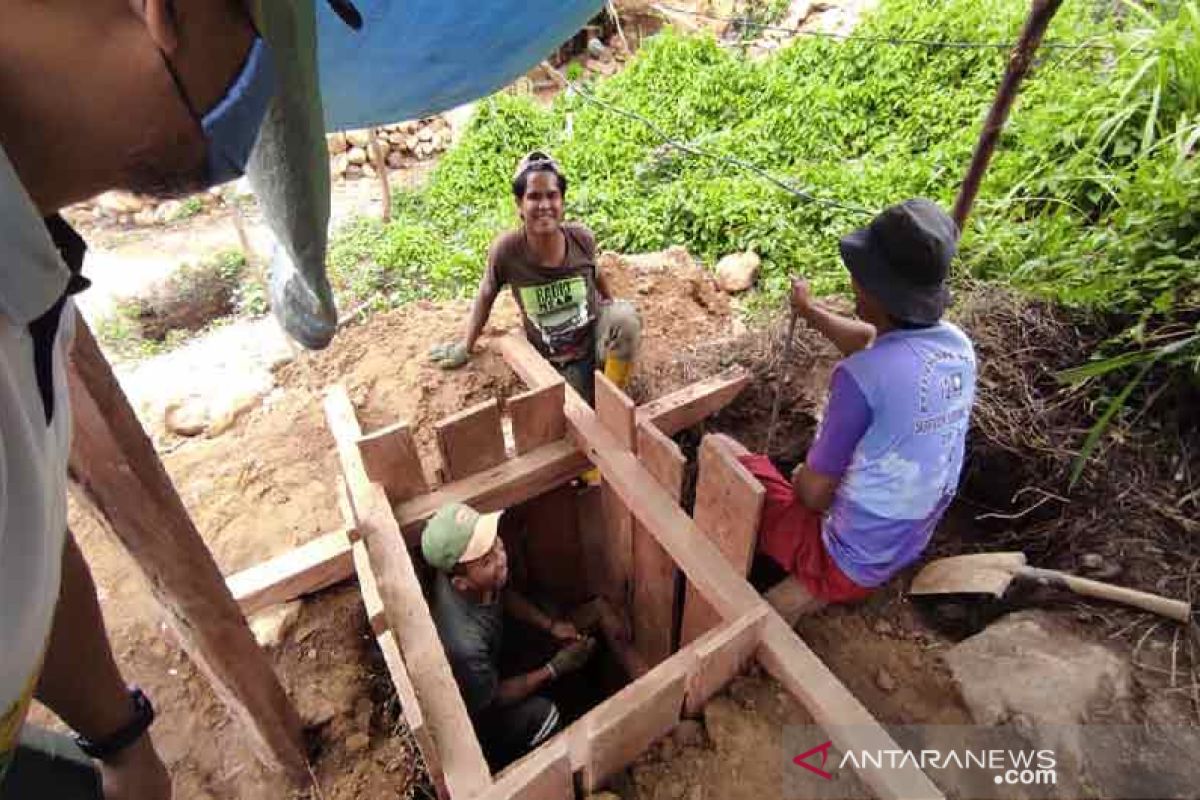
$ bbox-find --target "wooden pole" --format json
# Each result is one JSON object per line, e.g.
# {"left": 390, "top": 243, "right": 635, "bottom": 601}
{"left": 66, "top": 317, "right": 309, "bottom": 784}
{"left": 367, "top": 127, "right": 392, "bottom": 222}
{"left": 952, "top": 0, "right": 1064, "bottom": 229}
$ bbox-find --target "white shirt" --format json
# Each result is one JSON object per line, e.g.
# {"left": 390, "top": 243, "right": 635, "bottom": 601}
{"left": 0, "top": 145, "right": 74, "bottom": 771}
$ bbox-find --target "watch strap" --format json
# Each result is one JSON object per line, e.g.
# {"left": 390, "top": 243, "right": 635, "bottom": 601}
{"left": 73, "top": 687, "right": 155, "bottom": 761}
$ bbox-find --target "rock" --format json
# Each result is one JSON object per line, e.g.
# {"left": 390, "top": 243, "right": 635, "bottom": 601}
{"left": 701, "top": 696, "right": 741, "bottom": 752}
{"left": 587, "top": 37, "right": 611, "bottom": 60}
{"left": 872, "top": 618, "right": 896, "bottom": 636}
{"left": 164, "top": 399, "right": 208, "bottom": 437}
{"left": 595, "top": 60, "right": 619, "bottom": 76}
{"left": 688, "top": 787, "right": 703, "bottom": 800}
{"left": 331, "top": 153, "right": 350, "bottom": 177}
{"left": 417, "top": 126, "right": 435, "bottom": 143}
{"left": 661, "top": 778, "right": 686, "bottom": 800}
{"left": 346, "top": 146, "right": 368, "bottom": 166}
{"left": 387, "top": 131, "right": 405, "bottom": 146}
{"left": 945, "top": 610, "right": 1131, "bottom": 774}
{"left": 133, "top": 209, "right": 157, "bottom": 227}
{"left": 154, "top": 200, "right": 182, "bottom": 224}
{"left": 715, "top": 251, "right": 761, "bottom": 293}
{"left": 363, "top": 162, "right": 377, "bottom": 179}
{"left": 673, "top": 719, "right": 705, "bottom": 748}
{"left": 97, "top": 190, "right": 145, "bottom": 215}
{"left": 206, "top": 388, "right": 266, "bottom": 437}
{"left": 386, "top": 151, "right": 404, "bottom": 170}
{"left": 345, "top": 165, "right": 363, "bottom": 180}
{"left": 345, "top": 732, "right": 370, "bottom": 754}
{"left": 346, "top": 128, "right": 371, "bottom": 148}
{"left": 1079, "top": 552, "right": 1123, "bottom": 580}
{"left": 327, "top": 132, "right": 348, "bottom": 154}
{"left": 727, "top": 676, "right": 757, "bottom": 708}
{"left": 406, "top": 135, "right": 421, "bottom": 152}
{"left": 874, "top": 667, "right": 898, "bottom": 693}
{"left": 249, "top": 601, "right": 302, "bottom": 649}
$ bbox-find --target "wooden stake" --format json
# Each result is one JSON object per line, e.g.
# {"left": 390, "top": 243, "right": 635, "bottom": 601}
{"left": 324, "top": 386, "right": 492, "bottom": 798}
{"left": 67, "top": 318, "right": 308, "bottom": 783}
{"left": 368, "top": 126, "right": 392, "bottom": 222}
{"left": 952, "top": 0, "right": 1065, "bottom": 228}
{"left": 632, "top": 421, "right": 686, "bottom": 665}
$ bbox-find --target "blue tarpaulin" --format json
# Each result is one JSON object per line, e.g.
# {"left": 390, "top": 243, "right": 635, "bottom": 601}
{"left": 315, "top": 0, "right": 605, "bottom": 130}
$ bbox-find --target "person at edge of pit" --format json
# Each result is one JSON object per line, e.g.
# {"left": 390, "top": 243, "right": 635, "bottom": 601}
{"left": 428, "top": 151, "right": 642, "bottom": 407}
{"left": 421, "top": 502, "right": 597, "bottom": 770}
{"left": 0, "top": 1, "right": 298, "bottom": 798}
{"left": 722, "top": 198, "right": 978, "bottom": 620}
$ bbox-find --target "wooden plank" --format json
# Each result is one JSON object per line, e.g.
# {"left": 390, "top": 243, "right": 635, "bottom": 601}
{"left": 636, "top": 368, "right": 750, "bottom": 436}
{"left": 352, "top": 541, "right": 387, "bottom": 636}
{"left": 633, "top": 422, "right": 686, "bottom": 665}
{"left": 758, "top": 614, "right": 945, "bottom": 800}
{"left": 68, "top": 319, "right": 308, "bottom": 782}
{"left": 356, "top": 421, "right": 428, "bottom": 504}
{"left": 480, "top": 736, "right": 573, "bottom": 800}
{"left": 325, "top": 386, "right": 492, "bottom": 799}
{"left": 508, "top": 381, "right": 566, "bottom": 456}
{"left": 598, "top": 480, "right": 633, "bottom": 611}
{"left": 377, "top": 631, "right": 448, "bottom": 800}
{"left": 582, "top": 645, "right": 689, "bottom": 793}
{"left": 498, "top": 334, "right": 764, "bottom": 623}
{"left": 227, "top": 529, "right": 355, "bottom": 615}
{"left": 516, "top": 484, "right": 588, "bottom": 605}
{"left": 680, "top": 435, "right": 766, "bottom": 646}
{"left": 394, "top": 440, "right": 590, "bottom": 544}
{"left": 684, "top": 607, "right": 767, "bottom": 717}
{"left": 594, "top": 370, "right": 635, "bottom": 451}
{"left": 435, "top": 398, "right": 507, "bottom": 481}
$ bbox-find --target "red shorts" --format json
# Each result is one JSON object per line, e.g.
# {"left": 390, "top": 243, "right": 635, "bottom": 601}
{"left": 738, "top": 454, "right": 871, "bottom": 604}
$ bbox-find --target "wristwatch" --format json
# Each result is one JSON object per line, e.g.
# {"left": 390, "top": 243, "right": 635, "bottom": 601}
{"left": 74, "top": 687, "right": 156, "bottom": 761}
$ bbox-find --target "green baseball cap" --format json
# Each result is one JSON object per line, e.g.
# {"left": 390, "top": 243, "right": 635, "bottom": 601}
{"left": 421, "top": 502, "right": 502, "bottom": 572}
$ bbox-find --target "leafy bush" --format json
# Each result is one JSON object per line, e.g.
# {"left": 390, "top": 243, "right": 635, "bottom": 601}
{"left": 329, "top": 0, "right": 1198, "bottom": 381}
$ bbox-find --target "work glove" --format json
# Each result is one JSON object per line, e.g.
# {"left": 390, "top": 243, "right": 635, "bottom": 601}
{"left": 428, "top": 342, "right": 470, "bottom": 370}
{"left": 546, "top": 636, "right": 597, "bottom": 679}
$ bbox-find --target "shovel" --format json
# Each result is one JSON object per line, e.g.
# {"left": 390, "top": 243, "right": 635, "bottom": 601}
{"left": 909, "top": 552, "right": 1198, "bottom": 633}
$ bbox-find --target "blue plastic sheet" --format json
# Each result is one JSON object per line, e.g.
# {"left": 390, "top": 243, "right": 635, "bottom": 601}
{"left": 316, "top": 0, "right": 604, "bottom": 130}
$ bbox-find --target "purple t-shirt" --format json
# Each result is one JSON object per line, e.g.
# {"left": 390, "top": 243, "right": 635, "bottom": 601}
{"left": 806, "top": 323, "right": 976, "bottom": 587}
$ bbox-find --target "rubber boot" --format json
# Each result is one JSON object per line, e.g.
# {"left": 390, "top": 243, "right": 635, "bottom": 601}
{"left": 603, "top": 356, "right": 632, "bottom": 390}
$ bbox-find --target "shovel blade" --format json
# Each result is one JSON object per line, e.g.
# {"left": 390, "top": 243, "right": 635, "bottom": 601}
{"left": 908, "top": 552, "right": 1029, "bottom": 599}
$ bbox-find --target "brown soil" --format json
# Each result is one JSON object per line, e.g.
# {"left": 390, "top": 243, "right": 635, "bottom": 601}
{"left": 50, "top": 246, "right": 1198, "bottom": 799}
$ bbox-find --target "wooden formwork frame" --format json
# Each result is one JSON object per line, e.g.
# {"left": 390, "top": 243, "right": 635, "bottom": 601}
{"left": 220, "top": 334, "right": 945, "bottom": 800}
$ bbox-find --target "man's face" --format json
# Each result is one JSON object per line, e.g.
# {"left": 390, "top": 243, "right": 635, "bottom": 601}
{"left": 457, "top": 537, "right": 509, "bottom": 595}
{"left": 0, "top": 0, "right": 258, "bottom": 208}
{"left": 518, "top": 170, "right": 564, "bottom": 236}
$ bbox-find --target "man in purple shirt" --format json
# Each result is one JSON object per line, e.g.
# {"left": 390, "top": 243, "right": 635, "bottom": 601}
{"left": 719, "top": 198, "right": 977, "bottom": 621}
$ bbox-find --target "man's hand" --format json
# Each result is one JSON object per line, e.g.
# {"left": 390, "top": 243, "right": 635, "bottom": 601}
{"left": 546, "top": 636, "right": 597, "bottom": 679}
{"left": 100, "top": 735, "right": 172, "bottom": 800}
{"left": 548, "top": 620, "right": 582, "bottom": 643}
{"left": 429, "top": 342, "right": 470, "bottom": 370}
{"left": 790, "top": 277, "right": 814, "bottom": 317}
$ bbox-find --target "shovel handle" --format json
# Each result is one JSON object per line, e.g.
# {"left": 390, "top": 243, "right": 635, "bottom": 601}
{"left": 1019, "top": 567, "right": 1193, "bottom": 623}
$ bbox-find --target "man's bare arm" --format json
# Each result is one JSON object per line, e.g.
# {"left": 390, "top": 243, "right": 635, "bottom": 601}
{"left": 790, "top": 464, "right": 840, "bottom": 513}
{"left": 791, "top": 279, "right": 875, "bottom": 357}
{"left": 37, "top": 534, "right": 171, "bottom": 799}
{"left": 463, "top": 280, "right": 500, "bottom": 352}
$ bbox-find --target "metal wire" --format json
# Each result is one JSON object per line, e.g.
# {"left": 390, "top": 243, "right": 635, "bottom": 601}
{"left": 542, "top": 62, "right": 875, "bottom": 216}
{"left": 653, "top": 3, "right": 1142, "bottom": 53}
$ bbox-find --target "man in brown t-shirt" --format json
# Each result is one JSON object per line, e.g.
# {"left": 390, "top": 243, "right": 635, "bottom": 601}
{"left": 429, "top": 152, "right": 640, "bottom": 404}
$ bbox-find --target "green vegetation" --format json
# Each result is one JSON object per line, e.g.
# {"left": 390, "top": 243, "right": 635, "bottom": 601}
{"left": 328, "top": 0, "right": 1198, "bottom": 446}
{"left": 96, "top": 249, "right": 264, "bottom": 359}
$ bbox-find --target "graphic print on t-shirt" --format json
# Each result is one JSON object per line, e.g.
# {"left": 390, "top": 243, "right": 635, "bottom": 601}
{"left": 518, "top": 276, "right": 590, "bottom": 356}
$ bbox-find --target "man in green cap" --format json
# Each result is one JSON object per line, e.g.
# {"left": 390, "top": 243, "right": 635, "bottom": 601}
{"left": 422, "top": 502, "right": 597, "bottom": 768}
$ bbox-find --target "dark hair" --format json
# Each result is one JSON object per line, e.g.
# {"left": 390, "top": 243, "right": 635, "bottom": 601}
{"left": 512, "top": 163, "right": 568, "bottom": 199}
{"left": 888, "top": 315, "right": 937, "bottom": 330}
